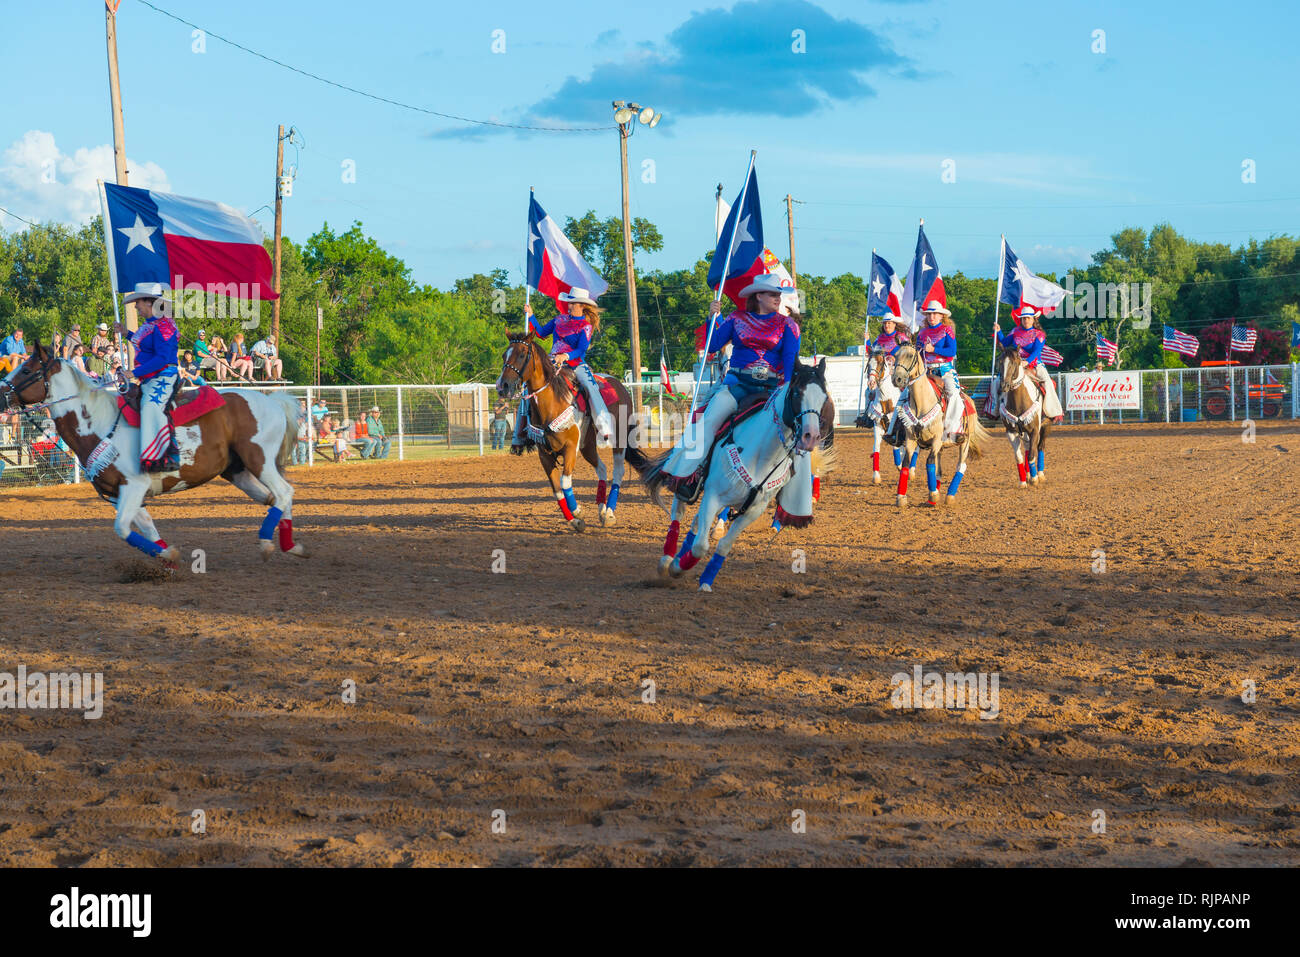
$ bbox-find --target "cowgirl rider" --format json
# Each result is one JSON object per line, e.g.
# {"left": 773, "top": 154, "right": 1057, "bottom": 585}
{"left": 991, "top": 305, "right": 1065, "bottom": 422}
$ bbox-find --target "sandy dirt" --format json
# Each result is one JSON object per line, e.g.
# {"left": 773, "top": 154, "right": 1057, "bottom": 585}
{"left": 0, "top": 421, "right": 1297, "bottom": 867}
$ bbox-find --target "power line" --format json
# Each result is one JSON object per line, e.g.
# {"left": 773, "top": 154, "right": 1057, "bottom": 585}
{"left": 134, "top": 1, "right": 614, "bottom": 135}
{"left": 796, "top": 196, "right": 1300, "bottom": 211}
{"left": 0, "top": 206, "right": 39, "bottom": 227}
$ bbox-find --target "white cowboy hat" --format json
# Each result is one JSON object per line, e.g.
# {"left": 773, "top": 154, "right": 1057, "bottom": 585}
{"left": 369, "top": 406, "right": 381, "bottom": 413}
{"left": 122, "top": 281, "right": 171, "bottom": 304}
{"left": 96, "top": 322, "right": 109, "bottom": 331}
{"left": 738, "top": 273, "right": 793, "bottom": 298}
{"left": 557, "top": 287, "right": 598, "bottom": 307}
{"left": 922, "top": 299, "right": 951, "bottom": 316}
{"left": 1012, "top": 305, "right": 1040, "bottom": 320}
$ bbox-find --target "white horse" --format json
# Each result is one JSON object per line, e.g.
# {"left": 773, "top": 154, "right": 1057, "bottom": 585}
{"left": 633, "top": 359, "right": 831, "bottom": 592}
{"left": 2, "top": 340, "right": 307, "bottom": 562}
{"left": 855, "top": 348, "right": 917, "bottom": 485}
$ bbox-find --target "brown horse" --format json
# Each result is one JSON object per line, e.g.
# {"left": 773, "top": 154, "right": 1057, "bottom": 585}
{"left": 496, "top": 333, "right": 647, "bottom": 531}
{"left": 997, "top": 344, "right": 1052, "bottom": 487}
{"left": 890, "top": 343, "right": 992, "bottom": 507}
{"left": 0, "top": 339, "right": 307, "bottom": 561}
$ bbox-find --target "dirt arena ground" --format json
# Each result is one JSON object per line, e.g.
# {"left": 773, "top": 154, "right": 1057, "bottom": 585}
{"left": 0, "top": 421, "right": 1297, "bottom": 867}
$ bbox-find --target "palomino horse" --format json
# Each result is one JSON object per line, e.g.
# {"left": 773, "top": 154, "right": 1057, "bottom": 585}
{"left": 1, "top": 339, "right": 307, "bottom": 561}
{"left": 997, "top": 344, "right": 1052, "bottom": 488}
{"left": 854, "top": 348, "right": 917, "bottom": 485}
{"left": 890, "top": 344, "right": 992, "bottom": 507}
{"left": 496, "top": 332, "right": 647, "bottom": 531}
{"left": 634, "top": 359, "right": 833, "bottom": 592}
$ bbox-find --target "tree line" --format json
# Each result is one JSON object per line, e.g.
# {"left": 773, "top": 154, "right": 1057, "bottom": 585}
{"left": 1, "top": 216, "right": 1296, "bottom": 385}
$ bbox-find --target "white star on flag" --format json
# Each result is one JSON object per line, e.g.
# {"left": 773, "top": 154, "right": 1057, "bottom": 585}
{"left": 871, "top": 276, "right": 884, "bottom": 298}
{"left": 117, "top": 214, "right": 158, "bottom": 255}
{"left": 919, "top": 254, "right": 932, "bottom": 273}
{"left": 527, "top": 225, "right": 540, "bottom": 253}
{"left": 729, "top": 213, "right": 753, "bottom": 255}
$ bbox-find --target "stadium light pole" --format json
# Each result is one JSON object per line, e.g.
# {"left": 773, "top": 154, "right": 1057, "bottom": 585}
{"left": 614, "top": 101, "right": 663, "bottom": 416}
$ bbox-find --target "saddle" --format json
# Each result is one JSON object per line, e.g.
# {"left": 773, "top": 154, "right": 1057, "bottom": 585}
{"left": 563, "top": 368, "right": 621, "bottom": 416}
{"left": 117, "top": 381, "right": 227, "bottom": 428}
{"left": 669, "top": 392, "right": 771, "bottom": 505}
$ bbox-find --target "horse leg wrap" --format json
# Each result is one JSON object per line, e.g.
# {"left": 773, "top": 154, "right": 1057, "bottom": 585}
{"left": 126, "top": 531, "right": 164, "bottom": 557}
{"left": 947, "top": 463, "right": 966, "bottom": 497}
{"left": 557, "top": 497, "right": 575, "bottom": 522}
{"left": 663, "top": 520, "right": 681, "bottom": 557}
{"left": 898, "top": 468, "right": 910, "bottom": 495}
{"left": 910, "top": 450, "right": 919, "bottom": 469}
{"left": 278, "top": 518, "right": 295, "bottom": 551}
{"left": 676, "top": 530, "right": 698, "bottom": 570}
{"left": 155, "top": 539, "right": 168, "bottom": 550}
{"left": 926, "top": 463, "right": 938, "bottom": 493}
{"left": 606, "top": 483, "right": 620, "bottom": 511}
{"left": 893, "top": 448, "right": 903, "bottom": 468}
{"left": 562, "top": 487, "right": 578, "bottom": 514}
{"left": 1017, "top": 460, "right": 1028, "bottom": 483}
{"left": 872, "top": 451, "right": 880, "bottom": 473}
{"left": 1027, "top": 460, "right": 1037, "bottom": 479}
{"left": 596, "top": 480, "right": 607, "bottom": 507}
{"left": 260, "top": 507, "right": 284, "bottom": 541}
{"left": 812, "top": 475, "right": 821, "bottom": 502}
{"left": 1037, "top": 449, "right": 1045, "bottom": 472}
{"left": 698, "top": 553, "right": 726, "bottom": 589}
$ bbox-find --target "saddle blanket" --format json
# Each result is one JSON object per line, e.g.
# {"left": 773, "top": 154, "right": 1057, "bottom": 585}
{"left": 117, "top": 385, "right": 226, "bottom": 428}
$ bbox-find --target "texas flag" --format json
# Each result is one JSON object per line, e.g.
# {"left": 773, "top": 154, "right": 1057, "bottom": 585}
{"left": 867, "top": 252, "right": 903, "bottom": 318}
{"left": 708, "top": 163, "right": 764, "bottom": 305}
{"left": 898, "top": 223, "right": 946, "bottom": 332}
{"left": 525, "top": 193, "right": 609, "bottom": 309}
{"left": 659, "top": 346, "right": 674, "bottom": 396}
{"left": 102, "top": 182, "right": 277, "bottom": 299}
{"left": 1000, "top": 238, "right": 1069, "bottom": 314}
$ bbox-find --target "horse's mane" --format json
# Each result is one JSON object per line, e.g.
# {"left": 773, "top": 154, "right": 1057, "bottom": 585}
{"left": 507, "top": 332, "right": 572, "bottom": 399}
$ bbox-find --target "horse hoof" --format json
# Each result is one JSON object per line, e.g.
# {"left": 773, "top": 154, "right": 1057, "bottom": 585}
{"left": 872, "top": 472, "right": 881, "bottom": 485}
{"left": 1038, "top": 473, "right": 1047, "bottom": 485}
{"left": 945, "top": 495, "right": 957, "bottom": 505}
{"left": 601, "top": 507, "right": 617, "bottom": 526}
{"left": 285, "top": 543, "right": 310, "bottom": 558}
{"left": 259, "top": 539, "right": 275, "bottom": 560}
{"left": 896, "top": 495, "right": 907, "bottom": 507}
{"left": 1019, "top": 482, "right": 1028, "bottom": 489}
{"left": 699, "top": 583, "right": 713, "bottom": 593}
{"left": 668, "top": 559, "right": 684, "bottom": 579}
{"left": 658, "top": 555, "right": 672, "bottom": 576}
{"left": 909, "top": 467, "right": 916, "bottom": 478}
{"left": 929, "top": 493, "right": 939, "bottom": 504}
{"left": 570, "top": 518, "right": 586, "bottom": 533}
{"left": 714, "top": 521, "right": 727, "bottom": 536}
{"left": 159, "top": 546, "right": 180, "bottom": 563}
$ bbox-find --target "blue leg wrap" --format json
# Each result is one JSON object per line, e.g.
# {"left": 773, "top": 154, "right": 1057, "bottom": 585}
{"left": 926, "top": 463, "right": 938, "bottom": 492}
{"left": 698, "top": 553, "right": 726, "bottom": 589}
{"left": 947, "top": 471, "right": 964, "bottom": 496}
{"left": 677, "top": 530, "right": 696, "bottom": 560}
{"left": 563, "top": 487, "right": 578, "bottom": 513}
{"left": 606, "top": 483, "right": 620, "bottom": 511}
{"left": 893, "top": 448, "right": 903, "bottom": 468}
{"left": 910, "top": 450, "right": 919, "bottom": 468}
{"left": 126, "top": 530, "right": 164, "bottom": 557}
{"left": 1037, "top": 449, "right": 1045, "bottom": 472}
{"left": 260, "top": 506, "right": 284, "bottom": 540}
{"left": 718, "top": 507, "right": 730, "bottom": 523}
{"left": 1027, "top": 461, "right": 1037, "bottom": 479}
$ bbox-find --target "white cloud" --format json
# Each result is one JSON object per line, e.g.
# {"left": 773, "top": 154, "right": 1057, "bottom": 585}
{"left": 0, "top": 130, "right": 170, "bottom": 228}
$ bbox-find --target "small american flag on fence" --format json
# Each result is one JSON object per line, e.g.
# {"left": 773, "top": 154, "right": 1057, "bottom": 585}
{"left": 1230, "top": 325, "right": 1257, "bottom": 352}
{"left": 1162, "top": 325, "right": 1200, "bottom": 358}
{"left": 1096, "top": 332, "right": 1118, "bottom": 365}
{"left": 1040, "top": 345, "right": 1063, "bottom": 367}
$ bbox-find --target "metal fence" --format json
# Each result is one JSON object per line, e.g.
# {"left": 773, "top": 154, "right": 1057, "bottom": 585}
{"left": 5, "top": 364, "right": 1297, "bottom": 489}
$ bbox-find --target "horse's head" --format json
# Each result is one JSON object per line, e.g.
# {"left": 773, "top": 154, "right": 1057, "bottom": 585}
{"left": 868, "top": 347, "right": 894, "bottom": 390}
{"left": 496, "top": 332, "right": 535, "bottom": 399}
{"left": 891, "top": 344, "right": 923, "bottom": 391}
{"left": 0, "top": 337, "right": 58, "bottom": 411}
{"left": 785, "top": 356, "right": 831, "bottom": 452}
{"left": 1001, "top": 343, "right": 1025, "bottom": 385}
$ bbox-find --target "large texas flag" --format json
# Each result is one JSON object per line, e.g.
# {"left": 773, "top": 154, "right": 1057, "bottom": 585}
{"left": 1000, "top": 238, "right": 1069, "bottom": 313}
{"left": 867, "top": 251, "right": 903, "bottom": 318}
{"left": 102, "top": 182, "right": 277, "bottom": 299}
{"left": 898, "top": 223, "right": 946, "bottom": 332}
{"left": 526, "top": 193, "right": 609, "bottom": 308}
{"left": 708, "top": 163, "right": 764, "bottom": 306}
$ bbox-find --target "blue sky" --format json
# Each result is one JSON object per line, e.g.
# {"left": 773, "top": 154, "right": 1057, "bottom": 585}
{"left": 3, "top": 0, "right": 1297, "bottom": 288}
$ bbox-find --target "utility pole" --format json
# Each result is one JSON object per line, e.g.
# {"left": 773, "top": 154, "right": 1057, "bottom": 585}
{"left": 786, "top": 194, "right": 798, "bottom": 287}
{"left": 104, "top": 1, "right": 136, "bottom": 343}
{"left": 272, "top": 124, "right": 285, "bottom": 344}
{"left": 617, "top": 122, "right": 643, "bottom": 414}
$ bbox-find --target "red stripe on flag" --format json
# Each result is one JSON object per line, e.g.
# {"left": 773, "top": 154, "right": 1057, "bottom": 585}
{"left": 163, "top": 234, "right": 279, "bottom": 300}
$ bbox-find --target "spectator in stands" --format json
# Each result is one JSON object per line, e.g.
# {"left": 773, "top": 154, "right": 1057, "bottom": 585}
{"left": 337, "top": 418, "right": 354, "bottom": 461}
{"left": 317, "top": 414, "right": 336, "bottom": 461}
{"left": 293, "top": 400, "right": 310, "bottom": 465}
{"left": 310, "top": 399, "right": 328, "bottom": 426}
{"left": 194, "top": 329, "right": 220, "bottom": 380}
{"left": 229, "top": 332, "right": 254, "bottom": 380}
{"left": 65, "top": 324, "right": 83, "bottom": 358}
{"left": 353, "top": 409, "right": 373, "bottom": 458}
{"left": 178, "top": 350, "right": 204, "bottom": 386}
{"left": 51, "top": 330, "right": 65, "bottom": 361}
{"left": 366, "top": 406, "right": 391, "bottom": 459}
{"left": 89, "top": 323, "right": 112, "bottom": 376}
{"left": 68, "top": 343, "right": 91, "bottom": 377}
{"left": 252, "top": 335, "right": 283, "bottom": 381}
{"left": 1, "top": 327, "right": 26, "bottom": 373}
{"left": 207, "top": 334, "right": 230, "bottom": 381}
{"left": 491, "top": 398, "right": 511, "bottom": 450}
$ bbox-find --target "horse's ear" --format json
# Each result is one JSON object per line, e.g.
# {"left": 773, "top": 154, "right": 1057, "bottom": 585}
{"left": 816, "top": 356, "right": 826, "bottom": 377}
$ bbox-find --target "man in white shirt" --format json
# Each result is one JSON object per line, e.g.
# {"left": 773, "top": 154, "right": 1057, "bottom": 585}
{"left": 251, "top": 335, "right": 283, "bottom": 380}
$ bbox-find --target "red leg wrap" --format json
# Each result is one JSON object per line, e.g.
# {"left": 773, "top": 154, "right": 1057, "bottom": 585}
{"left": 1017, "top": 461, "right": 1027, "bottom": 483}
{"left": 663, "top": 520, "right": 680, "bottom": 556}
{"left": 278, "top": 518, "right": 295, "bottom": 551}
{"left": 155, "top": 539, "right": 167, "bottom": 549}
{"left": 898, "top": 468, "right": 910, "bottom": 495}
{"left": 678, "top": 551, "right": 700, "bottom": 571}
{"left": 596, "top": 480, "right": 607, "bottom": 506}
{"left": 558, "top": 498, "right": 575, "bottom": 522}
{"left": 872, "top": 451, "right": 880, "bottom": 472}
{"left": 812, "top": 475, "right": 821, "bottom": 502}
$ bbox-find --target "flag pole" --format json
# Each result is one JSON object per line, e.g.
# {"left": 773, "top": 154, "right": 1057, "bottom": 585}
{"left": 856, "top": 248, "right": 876, "bottom": 421}
{"left": 691, "top": 149, "right": 756, "bottom": 411}
{"left": 991, "top": 234, "right": 1005, "bottom": 378}
{"left": 524, "top": 187, "right": 533, "bottom": 318}
{"left": 98, "top": 179, "right": 128, "bottom": 384}
{"left": 910, "top": 217, "right": 924, "bottom": 334}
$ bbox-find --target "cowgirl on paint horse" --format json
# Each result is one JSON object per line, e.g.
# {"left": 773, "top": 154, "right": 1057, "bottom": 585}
{"left": 990, "top": 304, "right": 1065, "bottom": 423}
{"left": 511, "top": 287, "right": 615, "bottom": 451}
{"left": 914, "top": 299, "right": 966, "bottom": 438}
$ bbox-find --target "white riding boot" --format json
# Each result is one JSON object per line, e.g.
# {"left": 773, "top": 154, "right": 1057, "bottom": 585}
{"left": 573, "top": 363, "right": 614, "bottom": 443}
{"left": 941, "top": 370, "right": 964, "bottom": 436}
{"left": 663, "top": 388, "right": 738, "bottom": 478}
{"left": 1033, "top": 364, "right": 1063, "bottom": 419}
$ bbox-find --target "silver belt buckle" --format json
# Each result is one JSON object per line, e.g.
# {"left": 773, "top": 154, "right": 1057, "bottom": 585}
{"left": 749, "top": 364, "right": 770, "bottom": 380}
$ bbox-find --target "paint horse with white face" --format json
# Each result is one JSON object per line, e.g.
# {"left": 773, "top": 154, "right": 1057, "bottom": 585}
{"left": 996, "top": 343, "right": 1052, "bottom": 487}
{"left": 634, "top": 358, "right": 833, "bottom": 592}
{"left": 890, "top": 343, "right": 991, "bottom": 507}
{"left": 854, "top": 347, "right": 917, "bottom": 486}
{"left": 1, "top": 339, "right": 307, "bottom": 561}
{"left": 496, "top": 332, "right": 648, "bottom": 530}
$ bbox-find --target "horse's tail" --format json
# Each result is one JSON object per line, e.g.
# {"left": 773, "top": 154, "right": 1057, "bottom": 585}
{"left": 812, "top": 442, "right": 839, "bottom": 476}
{"left": 964, "top": 413, "right": 994, "bottom": 459}
{"left": 270, "top": 392, "right": 298, "bottom": 473}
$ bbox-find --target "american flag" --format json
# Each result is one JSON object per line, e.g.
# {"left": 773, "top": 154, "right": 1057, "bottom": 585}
{"left": 1040, "top": 345, "right": 1064, "bottom": 367}
{"left": 1230, "top": 325, "right": 1257, "bottom": 352}
{"left": 1096, "top": 332, "right": 1118, "bottom": 366}
{"left": 659, "top": 346, "right": 674, "bottom": 396}
{"left": 1162, "top": 325, "right": 1200, "bottom": 358}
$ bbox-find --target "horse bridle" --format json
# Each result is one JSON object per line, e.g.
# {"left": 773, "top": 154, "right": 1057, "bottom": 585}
{"left": 0, "top": 350, "right": 55, "bottom": 411}
{"left": 782, "top": 372, "right": 829, "bottom": 439}
{"left": 893, "top": 346, "right": 924, "bottom": 388}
